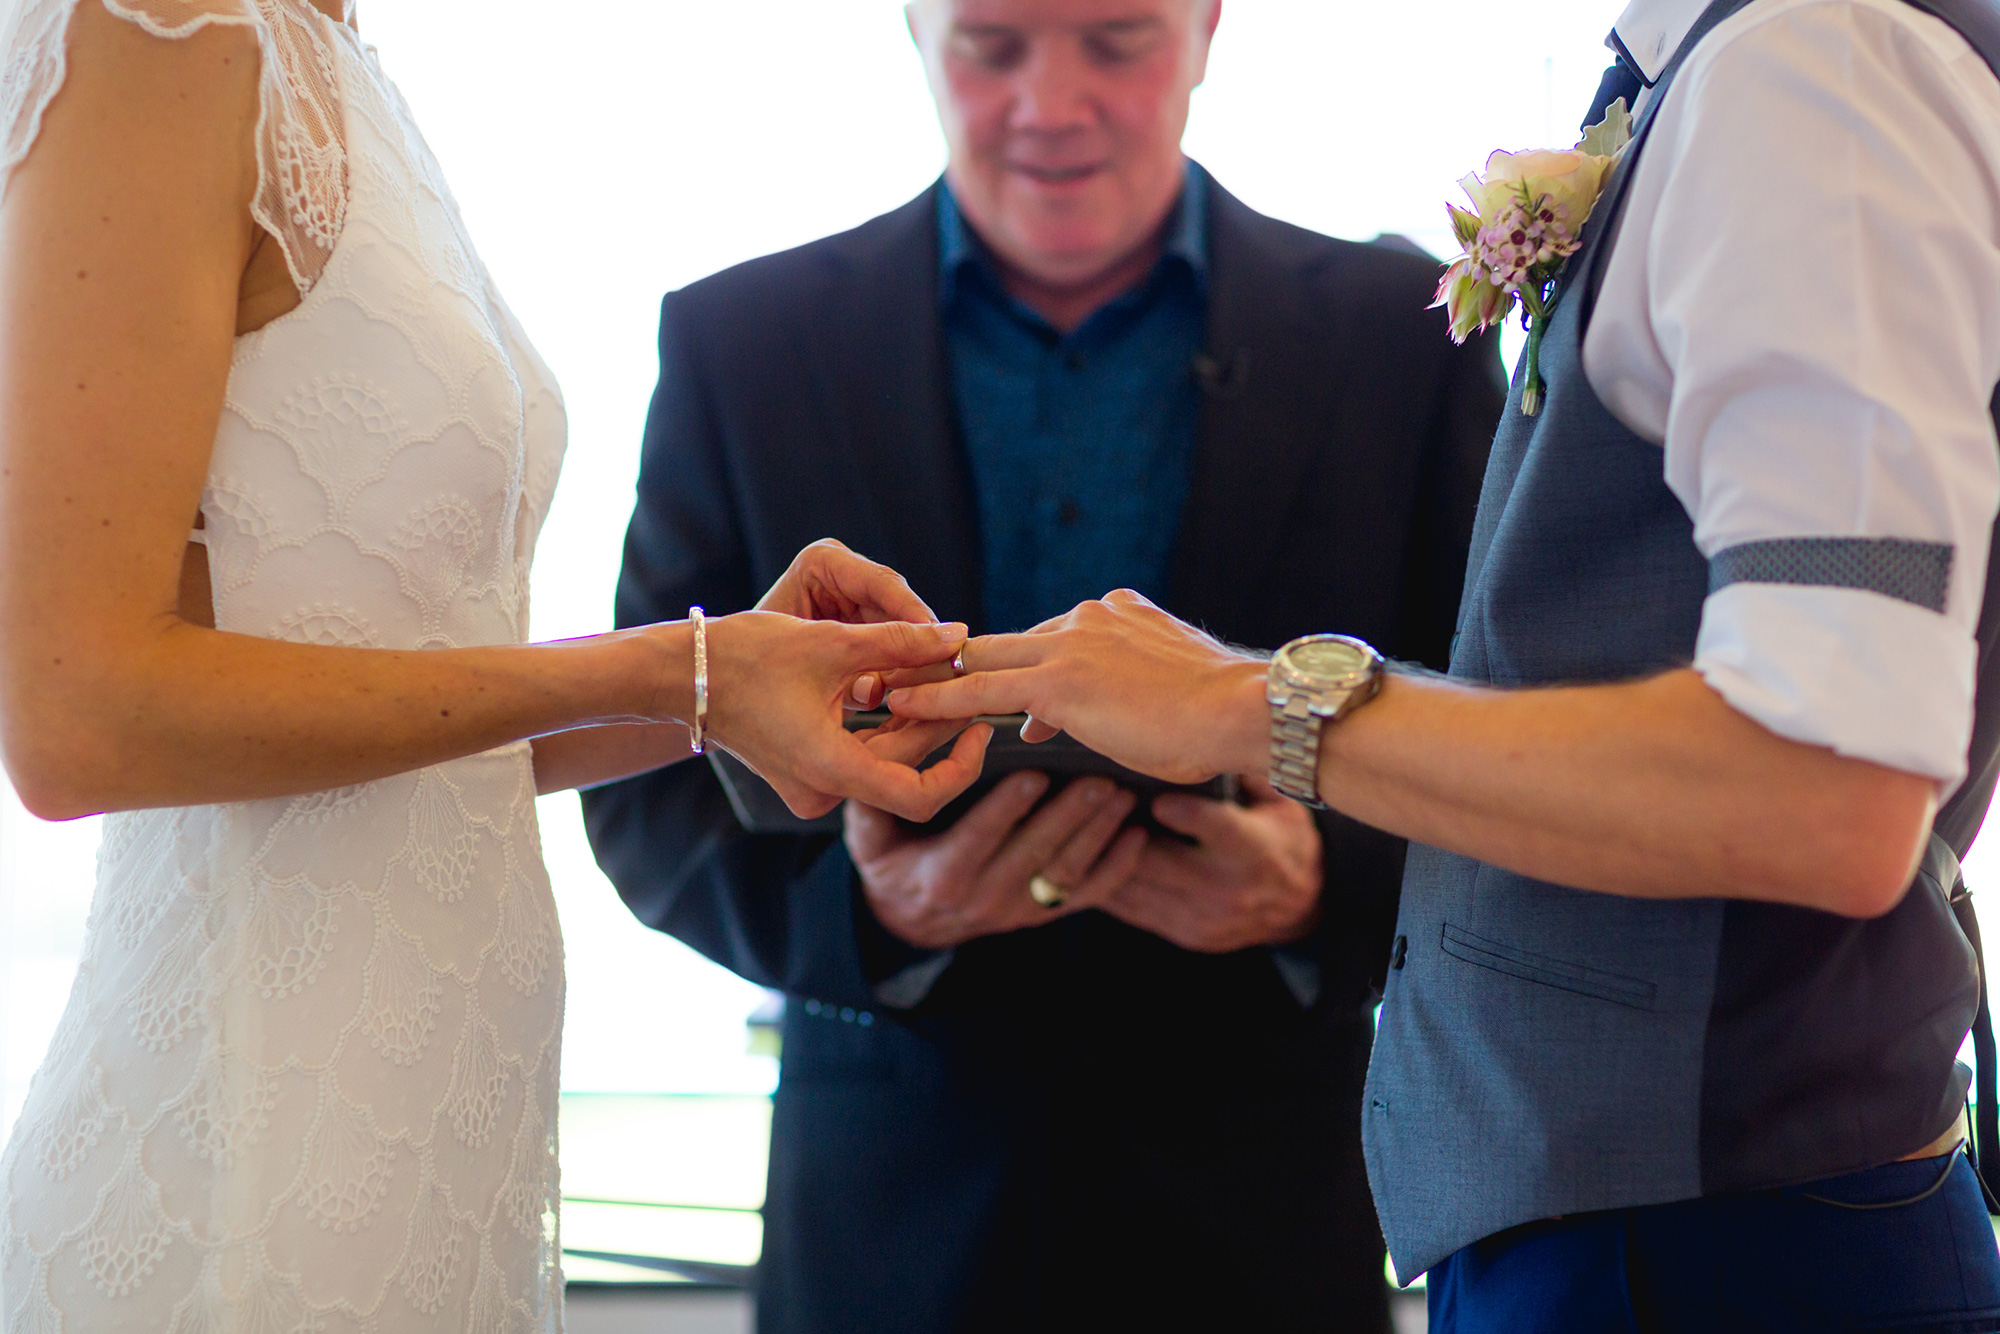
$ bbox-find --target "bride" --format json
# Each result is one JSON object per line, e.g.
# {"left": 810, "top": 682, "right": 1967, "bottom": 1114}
{"left": 0, "top": 0, "right": 989, "bottom": 1329}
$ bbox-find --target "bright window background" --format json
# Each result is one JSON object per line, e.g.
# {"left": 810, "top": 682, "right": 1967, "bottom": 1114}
{"left": 4, "top": 0, "right": 1994, "bottom": 1272}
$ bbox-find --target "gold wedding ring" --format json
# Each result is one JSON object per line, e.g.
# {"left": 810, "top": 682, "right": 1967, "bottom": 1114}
{"left": 1028, "top": 874, "right": 1069, "bottom": 911}
{"left": 952, "top": 646, "right": 968, "bottom": 677}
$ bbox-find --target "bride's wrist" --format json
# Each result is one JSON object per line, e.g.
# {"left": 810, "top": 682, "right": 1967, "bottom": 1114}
{"left": 624, "top": 621, "right": 696, "bottom": 725}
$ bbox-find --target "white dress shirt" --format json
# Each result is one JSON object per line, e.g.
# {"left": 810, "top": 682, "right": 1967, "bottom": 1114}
{"left": 1585, "top": 0, "right": 2000, "bottom": 788}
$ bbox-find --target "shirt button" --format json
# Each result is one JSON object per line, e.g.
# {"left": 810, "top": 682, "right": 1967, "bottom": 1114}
{"left": 1056, "top": 499, "right": 1082, "bottom": 528}
{"left": 1391, "top": 935, "right": 1408, "bottom": 970}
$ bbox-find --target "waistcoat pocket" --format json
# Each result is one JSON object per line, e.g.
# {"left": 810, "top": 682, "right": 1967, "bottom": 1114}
{"left": 1439, "top": 922, "right": 1658, "bottom": 1011}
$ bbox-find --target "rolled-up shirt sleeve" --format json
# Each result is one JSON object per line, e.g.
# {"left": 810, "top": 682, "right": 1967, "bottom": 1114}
{"left": 1586, "top": 0, "right": 2000, "bottom": 789}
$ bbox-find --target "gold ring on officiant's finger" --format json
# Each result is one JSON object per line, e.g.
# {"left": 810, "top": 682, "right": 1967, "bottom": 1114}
{"left": 952, "top": 647, "right": 968, "bottom": 677}
{"left": 1028, "top": 874, "right": 1069, "bottom": 910}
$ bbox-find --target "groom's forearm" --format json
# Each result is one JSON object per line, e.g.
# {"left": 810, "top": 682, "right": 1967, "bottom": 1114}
{"left": 1302, "top": 668, "right": 1935, "bottom": 918}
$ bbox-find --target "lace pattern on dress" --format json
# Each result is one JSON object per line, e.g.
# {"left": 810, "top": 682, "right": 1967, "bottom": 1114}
{"left": 0, "top": 0, "right": 347, "bottom": 293}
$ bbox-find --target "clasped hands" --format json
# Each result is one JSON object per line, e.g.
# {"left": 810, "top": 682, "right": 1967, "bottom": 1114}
{"left": 726, "top": 546, "right": 1320, "bottom": 956}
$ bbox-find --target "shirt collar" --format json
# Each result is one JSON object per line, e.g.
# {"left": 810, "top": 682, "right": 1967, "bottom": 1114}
{"left": 1609, "top": 0, "right": 1713, "bottom": 84}
{"left": 938, "top": 159, "right": 1209, "bottom": 308}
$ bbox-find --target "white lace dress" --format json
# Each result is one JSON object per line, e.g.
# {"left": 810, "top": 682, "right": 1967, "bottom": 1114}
{"left": 0, "top": 2, "right": 570, "bottom": 1330}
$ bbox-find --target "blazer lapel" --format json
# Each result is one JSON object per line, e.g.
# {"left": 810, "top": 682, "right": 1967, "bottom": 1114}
{"left": 1169, "top": 177, "right": 1339, "bottom": 628}
{"left": 810, "top": 185, "right": 985, "bottom": 629}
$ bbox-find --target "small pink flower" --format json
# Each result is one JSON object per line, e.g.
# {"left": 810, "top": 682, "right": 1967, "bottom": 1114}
{"left": 1430, "top": 102, "right": 1633, "bottom": 413}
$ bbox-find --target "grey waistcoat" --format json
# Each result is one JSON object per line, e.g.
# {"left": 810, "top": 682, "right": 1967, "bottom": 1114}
{"left": 1363, "top": 0, "right": 2000, "bottom": 1281}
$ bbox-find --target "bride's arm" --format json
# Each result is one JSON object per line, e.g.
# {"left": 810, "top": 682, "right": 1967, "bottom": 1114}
{"left": 0, "top": 9, "right": 981, "bottom": 822}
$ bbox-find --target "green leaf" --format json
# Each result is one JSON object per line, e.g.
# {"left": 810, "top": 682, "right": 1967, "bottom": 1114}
{"left": 1578, "top": 97, "right": 1634, "bottom": 159}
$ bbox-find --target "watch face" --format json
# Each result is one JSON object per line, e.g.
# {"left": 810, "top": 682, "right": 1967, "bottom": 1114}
{"left": 1287, "top": 638, "right": 1371, "bottom": 681}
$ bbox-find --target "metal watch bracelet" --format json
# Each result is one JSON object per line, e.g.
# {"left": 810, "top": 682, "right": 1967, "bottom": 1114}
{"left": 1269, "top": 699, "right": 1326, "bottom": 809}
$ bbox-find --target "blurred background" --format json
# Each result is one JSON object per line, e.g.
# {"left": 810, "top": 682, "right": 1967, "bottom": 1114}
{"left": 7, "top": 2, "right": 1977, "bottom": 1329}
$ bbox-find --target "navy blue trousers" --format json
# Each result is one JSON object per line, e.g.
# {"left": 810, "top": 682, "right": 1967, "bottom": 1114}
{"left": 1429, "top": 1151, "right": 2000, "bottom": 1333}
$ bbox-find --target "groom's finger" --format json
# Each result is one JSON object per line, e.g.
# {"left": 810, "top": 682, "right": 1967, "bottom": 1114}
{"left": 873, "top": 661, "right": 961, "bottom": 695}
{"left": 951, "top": 633, "right": 1052, "bottom": 675}
{"left": 887, "top": 668, "right": 1044, "bottom": 722}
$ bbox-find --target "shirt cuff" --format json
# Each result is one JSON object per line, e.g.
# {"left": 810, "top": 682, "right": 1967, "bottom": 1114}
{"left": 1694, "top": 582, "right": 1978, "bottom": 792}
{"left": 872, "top": 950, "right": 957, "bottom": 1011}
{"left": 851, "top": 871, "right": 955, "bottom": 1010}
{"left": 1270, "top": 944, "right": 1322, "bottom": 1010}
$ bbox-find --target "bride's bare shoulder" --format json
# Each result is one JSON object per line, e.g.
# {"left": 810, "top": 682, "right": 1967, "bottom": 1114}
{"left": 23, "top": 0, "right": 264, "bottom": 201}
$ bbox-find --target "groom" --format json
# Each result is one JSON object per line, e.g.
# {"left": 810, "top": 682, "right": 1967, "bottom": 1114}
{"left": 584, "top": 0, "right": 1502, "bottom": 1329}
{"left": 883, "top": 0, "right": 2000, "bottom": 1327}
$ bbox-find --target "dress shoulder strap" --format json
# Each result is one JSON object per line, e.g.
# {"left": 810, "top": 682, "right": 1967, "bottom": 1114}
{"left": 0, "top": 0, "right": 348, "bottom": 294}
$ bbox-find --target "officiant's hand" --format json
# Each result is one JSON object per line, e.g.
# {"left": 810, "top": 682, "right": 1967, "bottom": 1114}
{"left": 846, "top": 772, "right": 1150, "bottom": 951}
{"left": 1103, "top": 774, "right": 1322, "bottom": 953}
{"left": 886, "top": 591, "right": 1270, "bottom": 785}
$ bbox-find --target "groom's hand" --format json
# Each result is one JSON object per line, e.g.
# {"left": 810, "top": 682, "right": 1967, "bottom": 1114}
{"left": 1102, "top": 775, "right": 1323, "bottom": 954}
{"left": 846, "top": 772, "right": 1149, "bottom": 951}
{"left": 887, "top": 591, "right": 1270, "bottom": 785}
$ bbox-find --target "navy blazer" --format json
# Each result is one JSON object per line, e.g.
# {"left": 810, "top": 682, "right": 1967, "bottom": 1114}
{"left": 582, "top": 175, "right": 1504, "bottom": 1334}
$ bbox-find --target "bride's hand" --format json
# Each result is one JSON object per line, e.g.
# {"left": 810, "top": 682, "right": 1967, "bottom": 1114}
{"left": 754, "top": 539, "right": 966, "bottom": 708}
{"left": 885, "top": 590, "right": 1269, "bottom": 787}
{"left": 695, "top": 610, "right": 992, "bottom": 823}
{"left": 755, "top": 538, "right": 938, "bottom": 625}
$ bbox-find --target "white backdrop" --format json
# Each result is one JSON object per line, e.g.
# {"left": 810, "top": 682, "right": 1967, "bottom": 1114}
{"left": 9, "top": 0, "right": 1982, "bottom": 1136}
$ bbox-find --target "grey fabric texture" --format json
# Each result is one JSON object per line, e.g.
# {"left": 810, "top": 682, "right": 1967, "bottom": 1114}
{"left": 1365, "top": 0, "right": 2000, "bottom": 1284}
{"left": 1709, "top": 536, "right": 1953, "bottom": 612}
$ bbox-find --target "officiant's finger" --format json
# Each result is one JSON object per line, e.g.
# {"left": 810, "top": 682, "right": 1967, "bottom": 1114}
{"left": 985, "top": 778, "right": 1125, "bottom": 889}
{"left": 886, "top": 669, "right": 1043, "bottom": 722}
{"left": 1068, "top": 825, "right": 1150, "bottom": 906}
{"left": 1033, "top": 785, "right": 1140, "bottom": 891}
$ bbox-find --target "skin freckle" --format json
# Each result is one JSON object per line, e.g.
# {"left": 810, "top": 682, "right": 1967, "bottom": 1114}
{"left": 75, "top": 270, "right": 86, "bottom": 280}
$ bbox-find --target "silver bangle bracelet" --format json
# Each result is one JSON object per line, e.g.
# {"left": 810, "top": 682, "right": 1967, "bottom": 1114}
{"left": 690, "top": 605, "right": 709, "bottom": 756}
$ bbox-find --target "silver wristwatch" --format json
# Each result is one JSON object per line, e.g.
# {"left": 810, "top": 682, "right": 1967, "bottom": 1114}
{"left": 1267, "top": 635, "right": 1386, "bottom": 808}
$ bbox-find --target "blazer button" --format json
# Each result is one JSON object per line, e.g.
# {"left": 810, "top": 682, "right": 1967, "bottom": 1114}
{"left": 1391, "top": 935, "right": 1408, "bottom": 971}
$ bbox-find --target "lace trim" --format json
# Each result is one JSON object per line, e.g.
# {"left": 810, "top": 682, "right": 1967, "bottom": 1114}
{"left": 0, "top": 0, "right": 348, "bottom": 294}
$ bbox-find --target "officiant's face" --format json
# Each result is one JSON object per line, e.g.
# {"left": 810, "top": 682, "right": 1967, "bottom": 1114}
{"left": 909, "top": 0, "right": 1220, "bottom": 287}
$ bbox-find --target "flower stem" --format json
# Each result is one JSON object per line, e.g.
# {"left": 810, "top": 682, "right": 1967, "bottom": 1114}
{"left": 1519, "top": 283, "right": 1551, "bottom": 417}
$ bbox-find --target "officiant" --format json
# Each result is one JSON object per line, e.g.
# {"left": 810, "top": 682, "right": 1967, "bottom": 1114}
{"left": 583, "top": 1, "right": 1502, "bottom": 1329}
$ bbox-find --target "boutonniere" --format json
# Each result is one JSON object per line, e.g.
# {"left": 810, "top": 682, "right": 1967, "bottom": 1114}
{"left": 1432, "top": 100, "right": 1634, "bottom": 416}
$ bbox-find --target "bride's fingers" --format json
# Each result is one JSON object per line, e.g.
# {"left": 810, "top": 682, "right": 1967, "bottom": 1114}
{"left": 887, "top": 668, "right": 1043, "bottom": 722}
{"left": 822, "top": 722, "right": 992, "bottom": 822}
{"left": 901, "top": 723, "right": 994, "bottom": 816}
{"left": 837, "top": 619, "right": 969, "bottom": 674}
{"left": 859, "top": 718, "right": 985, "bottom": 769}
{"left": 806, "top": 541, "right": 939, "bottom": 625}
